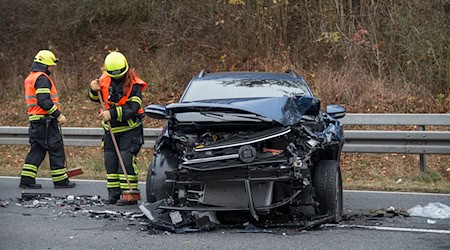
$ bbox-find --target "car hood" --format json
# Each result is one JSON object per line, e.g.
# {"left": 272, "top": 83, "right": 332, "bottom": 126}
{"left": 166, "top": 96, "right": 320, "bottom": 126}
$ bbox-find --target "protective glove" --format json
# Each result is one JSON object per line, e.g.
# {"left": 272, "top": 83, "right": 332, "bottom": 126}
{"left": 90, "top": 79, "right": 100, "bottom": 92}
{"left": 57, "top": 114, "right": 67, "bottom": 125}
{"left": 99, "top": 110, "right": 111, "bottom": 122}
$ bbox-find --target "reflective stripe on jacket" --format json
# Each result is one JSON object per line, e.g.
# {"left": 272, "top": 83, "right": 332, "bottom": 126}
{"left": 24, "top": 72, "right": 60, "bottom": 115}
{"left": 99, "top": 71, "right": 147, "bottom": 115}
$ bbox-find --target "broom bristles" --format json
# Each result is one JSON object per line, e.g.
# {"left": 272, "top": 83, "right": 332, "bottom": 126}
{"left": 67, "top": 168, "right": 84, "bottom": 177}
{"left": 122, "top": 190, "right": 141, "bottom": 201}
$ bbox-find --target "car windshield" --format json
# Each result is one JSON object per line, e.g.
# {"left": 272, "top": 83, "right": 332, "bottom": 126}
{"left": 181, "top": 79, "right": 312, "bottom": 102}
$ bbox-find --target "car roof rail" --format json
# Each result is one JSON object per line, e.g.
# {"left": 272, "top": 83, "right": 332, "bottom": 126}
{"left": 285, "top": 69, "right": 298, "bottom": 78}
{"left": 198, "top": 69, "right": 209, "bottom": 78}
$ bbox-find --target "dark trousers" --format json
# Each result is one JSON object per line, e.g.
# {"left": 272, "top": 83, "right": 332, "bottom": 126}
{"left": 104, "top": 126, "right": 143, "bottom": 193}
{"left": 20, "top": 118, "right": 68, "bottom": 184}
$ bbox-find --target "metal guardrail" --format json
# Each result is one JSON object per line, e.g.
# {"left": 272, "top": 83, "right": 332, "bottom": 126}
{"left": 0, "top": 127, "right": 162, "bottom": 148}
{"left": 341, "top": 113, "right": 450, "bottom": 172}
{"left": 341, "top": 113, "right": 450, "bottom": 126}
{"left": 0, "top": 114, "right": 449, "bottom": 172}
{"left": 343, "top": 131, "right": 450, "bottom": 154}
{"left": 1, "top": 127, "right": 449, "bottom": 154}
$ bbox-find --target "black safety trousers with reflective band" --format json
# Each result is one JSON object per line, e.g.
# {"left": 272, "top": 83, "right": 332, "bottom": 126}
{"left": 20, "top": 117, "right": 68, "bottom": 184}
{"left": 104, "top": 125, "right": 143, "bottom": 192}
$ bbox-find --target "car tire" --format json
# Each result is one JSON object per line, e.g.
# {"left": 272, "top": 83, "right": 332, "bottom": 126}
{"left": 146, "top": 148, "right": 178, "bottom": 203}
{"left": 312, "top": 160, "right": 343, "bottom": 222}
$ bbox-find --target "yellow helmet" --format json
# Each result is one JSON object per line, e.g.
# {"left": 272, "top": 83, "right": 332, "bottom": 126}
{"left": 34, "top": 50, "right": 59, "bottom": 66}
{"left": 104, "top": 51, "right": 129, "bottom": 78}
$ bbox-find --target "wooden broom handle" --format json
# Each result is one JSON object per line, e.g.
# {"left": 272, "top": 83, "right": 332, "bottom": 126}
{"left": 58, "top": 125, "right": 70, "bottom": 170}
{"left": 97, "top": 91, "right": 132, "bottom": 191}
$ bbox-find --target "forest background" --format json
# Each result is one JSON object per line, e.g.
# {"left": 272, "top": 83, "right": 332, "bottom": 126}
{"left": 0, "top": 0, "right": 448, "bottom": 192}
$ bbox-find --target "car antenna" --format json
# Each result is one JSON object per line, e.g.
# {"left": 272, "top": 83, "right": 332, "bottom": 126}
{"left": 285, "top": 69, "right": 298, "bottom": 78}
{"left": 198, "top": 69, "right": 209, "bottom": 78}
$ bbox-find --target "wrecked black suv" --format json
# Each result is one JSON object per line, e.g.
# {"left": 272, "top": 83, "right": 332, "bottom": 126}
{"left": 143, "top": 70, "right": 345, "bottom": 228}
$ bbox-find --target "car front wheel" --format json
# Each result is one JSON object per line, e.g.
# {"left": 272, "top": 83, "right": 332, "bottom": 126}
{"left": 146, "top": 147, "right": 178, "bottom": 203}
{"left": 312, "top": 160, "right": 343, "bottom": 222}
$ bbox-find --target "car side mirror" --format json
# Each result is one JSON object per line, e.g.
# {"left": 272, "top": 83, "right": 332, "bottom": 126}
{"left": 326, "top": 104, "right": 346, "bottom": 119}
{"left": 144, "top": 104, "right": 169, "bottom": 119}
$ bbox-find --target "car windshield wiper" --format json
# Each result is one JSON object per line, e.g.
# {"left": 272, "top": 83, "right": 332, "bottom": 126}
{"left": 199, "top": 112, "right": 272, "bottom": 122}
{"left": 199, "top": 112, "right": 228, "bottom": 121}
{"left": 225, "top": 113, "right": 273, "bottom": 122}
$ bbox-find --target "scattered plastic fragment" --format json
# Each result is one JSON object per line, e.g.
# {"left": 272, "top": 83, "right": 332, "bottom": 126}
{"left": 169, "top": 211, "right": 183, "bottom": 224}
{"left": 87, "top": 209, "right": 144, "bottom": 221}
{"left": 408, "top": 202, "right": 450, "bottom": 219}
{"left": 0, "top": 199, "right": 9, "bottom": 207}
{"left": 427, "top": 219, "right": 436, "bottom": 224}
{"left": 386, "top": 206, "right": 395, "bottom": 213}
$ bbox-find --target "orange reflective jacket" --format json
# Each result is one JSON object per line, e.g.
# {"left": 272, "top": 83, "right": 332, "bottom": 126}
{"left": 99, "top": 70, "right": 147, "bottom": 114}
{"left": 24, "top": 72, "right": 60, "bottom": 115}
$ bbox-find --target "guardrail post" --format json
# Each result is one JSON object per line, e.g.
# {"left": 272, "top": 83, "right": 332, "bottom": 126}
{"left": 417, "top": 125, "right": 427, "bottom": 173}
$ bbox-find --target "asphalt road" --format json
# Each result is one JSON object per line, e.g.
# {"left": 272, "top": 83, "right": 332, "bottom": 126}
{"left": 0, "top": 176, "right": 449, "bottom": 250}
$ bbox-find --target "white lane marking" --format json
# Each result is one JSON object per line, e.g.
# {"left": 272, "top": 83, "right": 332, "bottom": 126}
{"left": 344, "top": 190, "right": 450, "bottom": 196}
{"left": 0, "top": 176, "right": 145, "bottom": 184}
{"left": 333, "top": 224, "right": 450, "bottom": 234}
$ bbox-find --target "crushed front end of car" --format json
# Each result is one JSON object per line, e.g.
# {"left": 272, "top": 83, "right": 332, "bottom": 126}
{"left": 140, "top": 95, "right": 345, "bottom": 231}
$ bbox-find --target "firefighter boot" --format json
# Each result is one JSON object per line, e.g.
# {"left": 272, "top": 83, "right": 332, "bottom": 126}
{"left": 54, "top": 179, "right": 76, "bottom": 188}
{"left": 105, "top": 188, "right": 121, "bottom": 205}
{"left": 116, "top": 198, "right": 138, "bottom": 206}
{"left": 19, "top": 176, "right": 42, "bottom": 189}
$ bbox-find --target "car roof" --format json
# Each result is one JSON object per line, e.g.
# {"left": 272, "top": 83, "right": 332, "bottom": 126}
{"left": 192, "top": 71, "right": 303, "bottom": 81}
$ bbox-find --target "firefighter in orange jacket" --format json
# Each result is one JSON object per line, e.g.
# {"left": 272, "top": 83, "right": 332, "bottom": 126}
{"left": 20, "top": 50, "right": 76, "bottom": 189}
{"left": 88, "top": 51, "right": 146, "bottom": 205}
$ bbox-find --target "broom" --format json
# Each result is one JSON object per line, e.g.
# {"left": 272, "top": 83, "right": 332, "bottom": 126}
{"left": 59, "top": 125, "right": 84, "bottom": 177}
{"left": 97, "top": 91, "right": 141, "bottom": 202}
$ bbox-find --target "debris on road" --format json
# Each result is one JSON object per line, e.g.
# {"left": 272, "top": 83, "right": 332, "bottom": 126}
{"left": 0, "top": 199, "right": 9, "bottom": 207}
{"left": 139, "top": 201, "right": 336, "bottom": 234}
{"left": 17, "top": 194, "right": 104, "bottom": 209}
{"left": 386, "top": 206, "right": 396, "bottom": 213}
{"left": 87, "top": 209, "right": 144, "bottom": 221}
{"left": 427, "top": 219, "right": 436, "bottom": 224}
{"left": 370, "top": 206, "right": 409, "bottom": 218}
{"left": 408, "top": 202, "right": 450, "bottom": 219}
{"left": 21, "top": 192, "right": 51, "bottom": 201}
{"left": 13, "top": 193, "right": 151, "bottom": 229}
{"left": 335, "top": 207, "right": 412, "bottom": 228}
